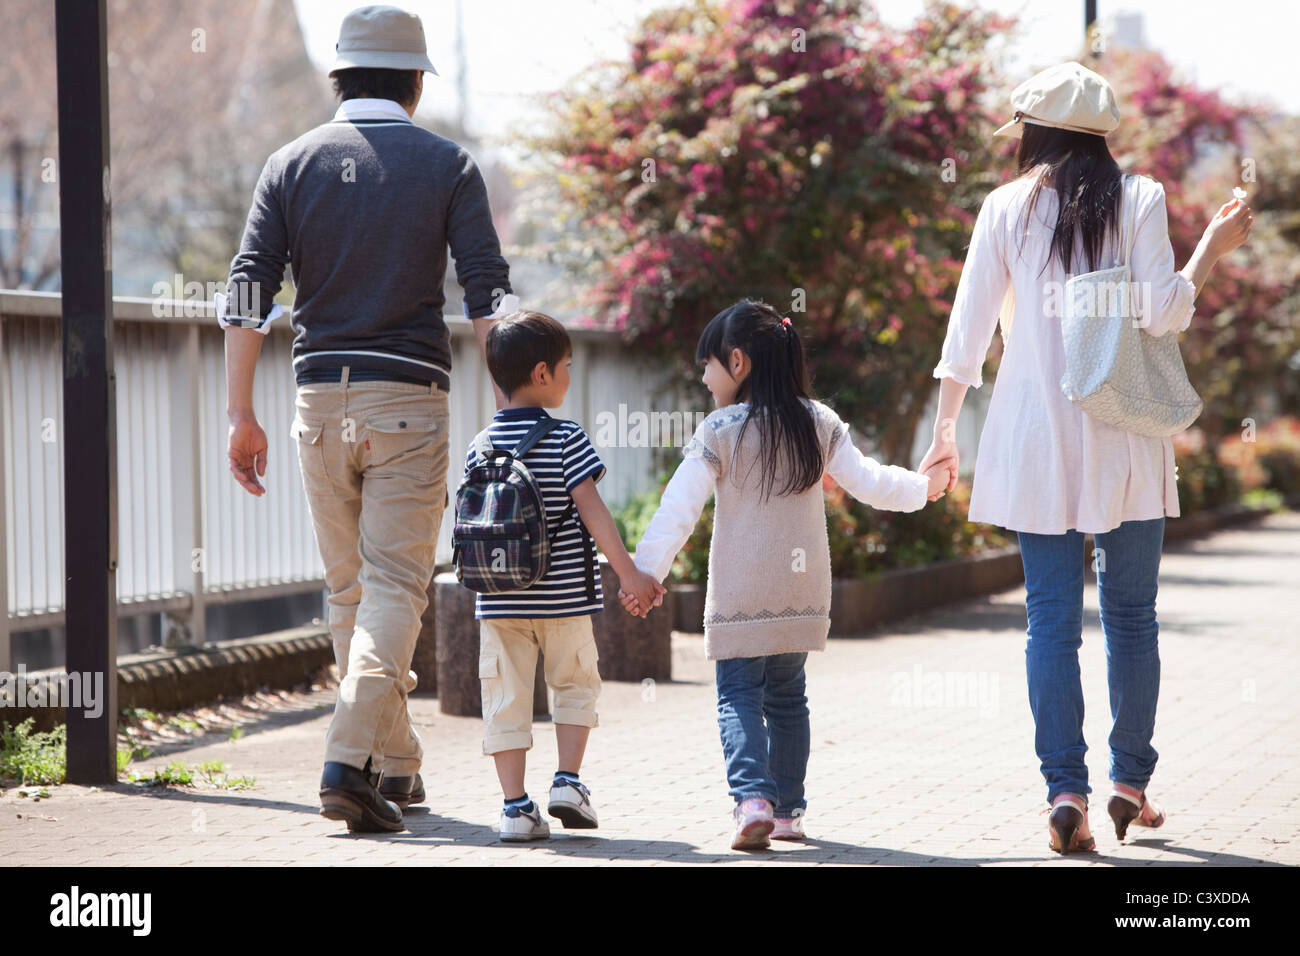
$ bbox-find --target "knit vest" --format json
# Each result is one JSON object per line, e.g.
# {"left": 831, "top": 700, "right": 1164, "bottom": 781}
{"left": 685, "top": 399, "right": 847, "bottom": 660}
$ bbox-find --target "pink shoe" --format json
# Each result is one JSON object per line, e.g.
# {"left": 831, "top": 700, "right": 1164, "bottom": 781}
{"left": 731, "top": 797, "right": 775, "bottom": 850}
{"left": 771, "top": 808, "right": 806, "bottom": 841}
{"left": 1108, "top": 782, "right": 1166, "bottom": 841}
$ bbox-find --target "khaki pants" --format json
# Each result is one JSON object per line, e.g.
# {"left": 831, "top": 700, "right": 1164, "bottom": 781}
{"left": 292, "top": 371, "right": 450, "bottom": 776}
{"left": 479, "top": 615, "right": 601, "bottom": 755}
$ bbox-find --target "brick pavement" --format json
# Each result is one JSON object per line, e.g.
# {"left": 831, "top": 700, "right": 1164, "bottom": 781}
{"left": 4, "top": 512, "right": 1298, "bottom": 866}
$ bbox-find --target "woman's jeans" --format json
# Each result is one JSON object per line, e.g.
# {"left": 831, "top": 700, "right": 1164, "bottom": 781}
{"left": 1016, "top": 517, "right": 1164, "bottom": 805}
{"left": 715, "top": 652, "right": 810, "bottom": 815}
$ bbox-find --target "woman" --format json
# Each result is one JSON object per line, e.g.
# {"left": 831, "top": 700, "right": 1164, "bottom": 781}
{"left": 917, "top": 62, "right": 1253, "bottom": 853}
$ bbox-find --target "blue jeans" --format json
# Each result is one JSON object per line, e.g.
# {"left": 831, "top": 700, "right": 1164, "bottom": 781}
{"left": 1016, "top": 517, "right": 1164, "bottom": 805}
{"left": 715, "top": 652, "right": 810, "bottom": 815}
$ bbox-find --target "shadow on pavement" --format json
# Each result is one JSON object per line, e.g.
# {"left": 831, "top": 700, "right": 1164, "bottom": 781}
{"left": 85, "top": 793, "right": 1290, "bottom": 865}
{"left": 112, "top": 784, "right": 320, "bottom": 818}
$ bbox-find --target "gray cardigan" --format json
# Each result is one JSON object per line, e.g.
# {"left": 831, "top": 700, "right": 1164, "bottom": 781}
{"left": 222, "top": 100, "right": 511, "bottom": 391}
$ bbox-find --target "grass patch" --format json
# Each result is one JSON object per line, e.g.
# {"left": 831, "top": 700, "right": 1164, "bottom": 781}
{"left": 120, "top": 707, "right": 160, "bottom": 726}
{"left": 1, "top": 719, "right": 66, "bottom": 786}
{"left": 126, "top": 757, "right": 256, "bottom": 790}
{"left": 127, "top": 760, "right": 195, "bottom": 787}
{"left": 116, "top": 743, "right": 154, "bottom": 776}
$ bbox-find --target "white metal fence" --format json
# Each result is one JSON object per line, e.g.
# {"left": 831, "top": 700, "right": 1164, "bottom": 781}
{"left": 0, "top": 291, "right": 679, "bottom": 668}
{"left": 0, "top": 289, "right": 987, "bottom": 671}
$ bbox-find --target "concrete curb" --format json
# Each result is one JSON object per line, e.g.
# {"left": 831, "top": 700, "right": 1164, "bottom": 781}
{"left": 1, "top": 625, "right": 331, "bottom": 732}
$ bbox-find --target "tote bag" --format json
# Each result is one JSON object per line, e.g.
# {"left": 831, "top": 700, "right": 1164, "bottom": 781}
{"left": 1058, "top": 173, "right": 1203, "bottom": 437}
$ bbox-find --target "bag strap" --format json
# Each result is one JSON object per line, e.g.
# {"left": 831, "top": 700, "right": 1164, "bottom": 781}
{"left": 473, "top": 417, "right": 561, "bottom": 465}
{"left": 1118, "top": 173, "right": 1137, "bottom": 267}
{"left": 513, "top": 417, "right": 562, "bottom": 459}
{"left": 544, "top": 498, "right": 597, "bottom": 603}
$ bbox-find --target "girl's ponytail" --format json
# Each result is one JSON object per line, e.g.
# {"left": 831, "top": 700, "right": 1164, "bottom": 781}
{"left": 695, "top": 300, "right": 823, "bottom": 500}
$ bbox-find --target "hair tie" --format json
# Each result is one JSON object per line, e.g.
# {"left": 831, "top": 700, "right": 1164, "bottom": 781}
{"left": 781, "top": 316, "right": 792, "bottom": 328}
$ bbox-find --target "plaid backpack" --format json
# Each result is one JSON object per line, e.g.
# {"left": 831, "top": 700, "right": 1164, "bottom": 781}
{"left": 451, "top": 418, "right": 597, "bottom": 598}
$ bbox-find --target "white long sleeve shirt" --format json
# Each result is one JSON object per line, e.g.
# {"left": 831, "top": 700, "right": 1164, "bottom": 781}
{"left": 934, "top": 172, "right": 1194, "bottom": 534}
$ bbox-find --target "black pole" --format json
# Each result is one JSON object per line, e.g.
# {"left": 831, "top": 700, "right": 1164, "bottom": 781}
{"left": 56, "top": 0, "right": 118, "bottom": 784}
{"left": 1086, "top": 0, "right": 1098, "bottom": 55}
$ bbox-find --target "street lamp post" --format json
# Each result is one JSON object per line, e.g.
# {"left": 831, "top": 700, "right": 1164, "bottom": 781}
{"left": 55, "top": 0, "right": 118, "bottom": 784}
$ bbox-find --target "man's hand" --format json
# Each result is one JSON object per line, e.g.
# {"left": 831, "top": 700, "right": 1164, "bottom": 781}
{"left": 228, "top": 413, "right": 268, "bottom": 496}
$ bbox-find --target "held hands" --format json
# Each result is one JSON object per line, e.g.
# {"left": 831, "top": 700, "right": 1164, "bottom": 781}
{"left": 617, "top": 567, "right": 667, "bottom": 619}
{"left": 922, "top": 463, "right": 953, "bottom": 501}
{"left": 228, "top": 413, "right": 268, "bottom": 496}
{"left": 918, "top": 436, "right": 959, "bottom": 502}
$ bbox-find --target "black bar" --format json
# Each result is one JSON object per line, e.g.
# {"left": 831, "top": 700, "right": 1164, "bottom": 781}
{"left": 1086, "top": 0, "right": 1098, "bottom": 41}
{"left": 55, "top": 0, "right": 118, "bottom": 783}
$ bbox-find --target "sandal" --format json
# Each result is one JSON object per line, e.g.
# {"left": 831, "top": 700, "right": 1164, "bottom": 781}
{"left": 1045, "top": 793, "right": 1096, "bottom": 853}
{"left": 1108, "top": 782, "right": 1166, "bottom": 841}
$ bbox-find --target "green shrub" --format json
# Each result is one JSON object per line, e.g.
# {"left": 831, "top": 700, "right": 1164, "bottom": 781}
{"left": 1174, "top": 429, "right": 1243, "bottom": 513}
{"left": 825, "top": 475, "right": 1011, "bottom": 578}
{"left": 1256, "top": 418, "right": 1300, "bottom": 497}
{"left": 0, "top": 719, "right": 66, "bottom": 786}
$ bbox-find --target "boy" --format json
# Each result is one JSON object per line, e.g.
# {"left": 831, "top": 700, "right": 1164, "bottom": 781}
{"left": 466, "top": 310, "right": 665, "bottom": 841}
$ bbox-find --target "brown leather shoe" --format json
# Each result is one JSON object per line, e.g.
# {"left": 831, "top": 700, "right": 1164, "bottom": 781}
{"left": 379, "top": 772, "right": 425, "bottom": 810}
{"left": 320, "top": 760, "right": 404, "bottom": 833}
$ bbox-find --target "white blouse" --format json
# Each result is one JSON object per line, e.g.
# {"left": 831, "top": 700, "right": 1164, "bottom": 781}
{"left": 934, "top": 173, "right": 1196, "bottom": 535}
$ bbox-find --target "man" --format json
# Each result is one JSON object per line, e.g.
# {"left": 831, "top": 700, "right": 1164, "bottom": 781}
{"left": 220, "top": 5, "right": 512, "bottom": 832}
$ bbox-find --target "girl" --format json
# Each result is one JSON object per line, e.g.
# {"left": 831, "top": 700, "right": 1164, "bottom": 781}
{"left": 621, "top": 299, "right": 950, "bottom": 849}
{"left": 918, "top": 62, "right": 1253, "bottom": 853}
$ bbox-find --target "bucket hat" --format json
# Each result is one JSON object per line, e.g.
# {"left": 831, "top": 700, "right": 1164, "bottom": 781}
{"left": 329, "top": 5, "right": 438, "bottom": 76}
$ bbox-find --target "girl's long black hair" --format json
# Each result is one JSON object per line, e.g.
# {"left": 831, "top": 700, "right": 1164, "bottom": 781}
{"left": 1014, "top": 122, "right": 1123, "bottom": 276}
{"left": 695, "top": 299, "right": 823, "bottom": 500}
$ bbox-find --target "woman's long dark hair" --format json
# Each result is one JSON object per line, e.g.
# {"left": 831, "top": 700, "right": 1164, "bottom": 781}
{"left": 1015, "top": 122, "right": 1123, "bottom": 275}
{"left": 695, "top": 299, "right": 822, "bottom": 500}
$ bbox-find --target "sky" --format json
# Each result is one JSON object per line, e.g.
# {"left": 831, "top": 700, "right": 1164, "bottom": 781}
{"left": 294, "top": 0, "right": 1300, "bottom": 144}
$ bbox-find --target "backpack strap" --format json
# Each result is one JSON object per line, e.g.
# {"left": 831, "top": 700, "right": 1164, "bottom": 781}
{"left": 512, "top": 417, "right": 562, "bottom": 458}
{"left": 546, "top": 498, "right": 598, "bottom": 603}
{"left": 473, "top": 427, "right": 498, "bottom": 465}
{"left": 472, "top": 417, "right": 561, "bottom": 465}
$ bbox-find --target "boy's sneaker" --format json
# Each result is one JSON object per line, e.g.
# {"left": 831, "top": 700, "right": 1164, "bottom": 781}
{"left": 731, "top": 797, "right": 775, "bottom": 850}
{"left": 772, "top": 808, "right": 806, "bottom": 840}
{"left": 548, "top": 777, "right": 599, "bottom": 829}
{"left": 499, "top": 801, "right": 550, "bottom": 842}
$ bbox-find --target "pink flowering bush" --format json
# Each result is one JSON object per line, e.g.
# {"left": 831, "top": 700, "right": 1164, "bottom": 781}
{"left": 1102, "top": 51, "right": 1297, "bottom": 440}
{"left": 531, "top": 0, "right": 1013, "bottom": 464}
{"left": 531, "top": 0, "right": 1298, "bottom": 502}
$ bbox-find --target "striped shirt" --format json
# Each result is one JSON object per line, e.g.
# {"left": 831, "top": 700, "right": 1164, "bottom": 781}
{"left": 463, "top": 407, "right": 606, "bottom": 620}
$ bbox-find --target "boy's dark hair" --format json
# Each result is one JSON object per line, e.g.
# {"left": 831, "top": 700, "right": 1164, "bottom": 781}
{"left": 330, "top": 67, "right": 421, "bottom": 107}
{"left": 696, "top": 299, "right": 822, "bottom": 500}
{"left": 486, "top": 310, "right": 572, "bottom": 397}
